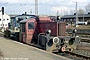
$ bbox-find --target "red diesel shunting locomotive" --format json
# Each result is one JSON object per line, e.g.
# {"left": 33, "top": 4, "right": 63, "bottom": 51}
{"left": 19, "top": 17, "right": 66, "bottom": 52}
{"left": 19, "top": 16, "right": 80, "bottom": 53}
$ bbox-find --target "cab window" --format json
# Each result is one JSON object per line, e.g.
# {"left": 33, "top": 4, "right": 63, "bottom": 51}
{"left": 28, "top": 22, "right": 34, "bottom": 29}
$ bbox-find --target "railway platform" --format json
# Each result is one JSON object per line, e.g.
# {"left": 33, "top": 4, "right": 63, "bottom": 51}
{"left": 0, "top": 37, "right": 72, "bottom": 60}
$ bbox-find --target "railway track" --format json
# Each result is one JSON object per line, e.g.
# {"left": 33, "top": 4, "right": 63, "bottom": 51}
{"left": 66, "top": 29, "right": 90, "bottom": 35}
{"left": 0, "top": 32, "right": 4, "bottom": 37}
{"left": 66, "top": 29, "right": 90, "bottom": 43}
{"left": 57, "top": 51, "right": 90, "bottom": 60}
{"left": 60, "top": 42, "right": 90, "bottom": 60}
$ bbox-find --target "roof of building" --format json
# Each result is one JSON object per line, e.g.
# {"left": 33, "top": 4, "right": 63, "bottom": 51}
{"left": 9, "top": 14, "right": 18, "bottom": 17}
{"left": 61, "top": 14, "right": 90, "bottom": 19}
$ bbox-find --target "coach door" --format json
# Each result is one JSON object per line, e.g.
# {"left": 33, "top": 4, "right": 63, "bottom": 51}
{"left": 20, "top": 23, "right": 26, "bottom": 43}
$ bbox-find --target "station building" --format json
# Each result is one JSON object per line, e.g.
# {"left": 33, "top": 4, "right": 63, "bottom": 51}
{"left": 0, "top": 11, "right": 10, "bottom": 30}
{"left": 61, "top": 14, "right": 90, "bottom": 25}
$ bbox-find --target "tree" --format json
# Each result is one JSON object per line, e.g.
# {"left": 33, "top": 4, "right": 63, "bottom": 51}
{"left": 78, "top": 8, "right": 84, "bottom": 14}
{"left": 85, "top": 3, "right": 90, "bottom": 13}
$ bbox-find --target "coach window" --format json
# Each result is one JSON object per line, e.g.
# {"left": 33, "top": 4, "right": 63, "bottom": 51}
{"left": 71, "top": 19, "right": 72, "bottom": 21}
{"left": 5, "top": 24, "right": 7, "bottom": 26}
{"left": 7, "top": 19, "right": 9, "bottom": 20}
{"left": 28, "top": 22, "right": 34, "bottom": 29}
{"left": 64, "top": 19, "right": 66, "bottom": 21}
{"left": 3, "top": 19, "right": 5, "bottom": 21}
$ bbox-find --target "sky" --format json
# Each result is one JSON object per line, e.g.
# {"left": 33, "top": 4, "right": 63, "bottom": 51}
{"left": 0, "top": 0, "right": 89, "bottom": 15}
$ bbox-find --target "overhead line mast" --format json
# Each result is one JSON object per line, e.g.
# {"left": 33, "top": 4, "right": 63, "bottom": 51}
{"left": 35, "top": 0, "right": 38, "bottom": 15}
{"left": 75, "top": 2, "right": 78, "bottom": 28}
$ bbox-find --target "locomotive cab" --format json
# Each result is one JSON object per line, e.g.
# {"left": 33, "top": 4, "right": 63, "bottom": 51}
{"left": 20, "top": 18, "right": 37, "bottom": 44}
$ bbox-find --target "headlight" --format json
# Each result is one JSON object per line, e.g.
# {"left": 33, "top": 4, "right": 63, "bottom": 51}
{"left": 46, "top": 30, "right": 51, "bottom": 34}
